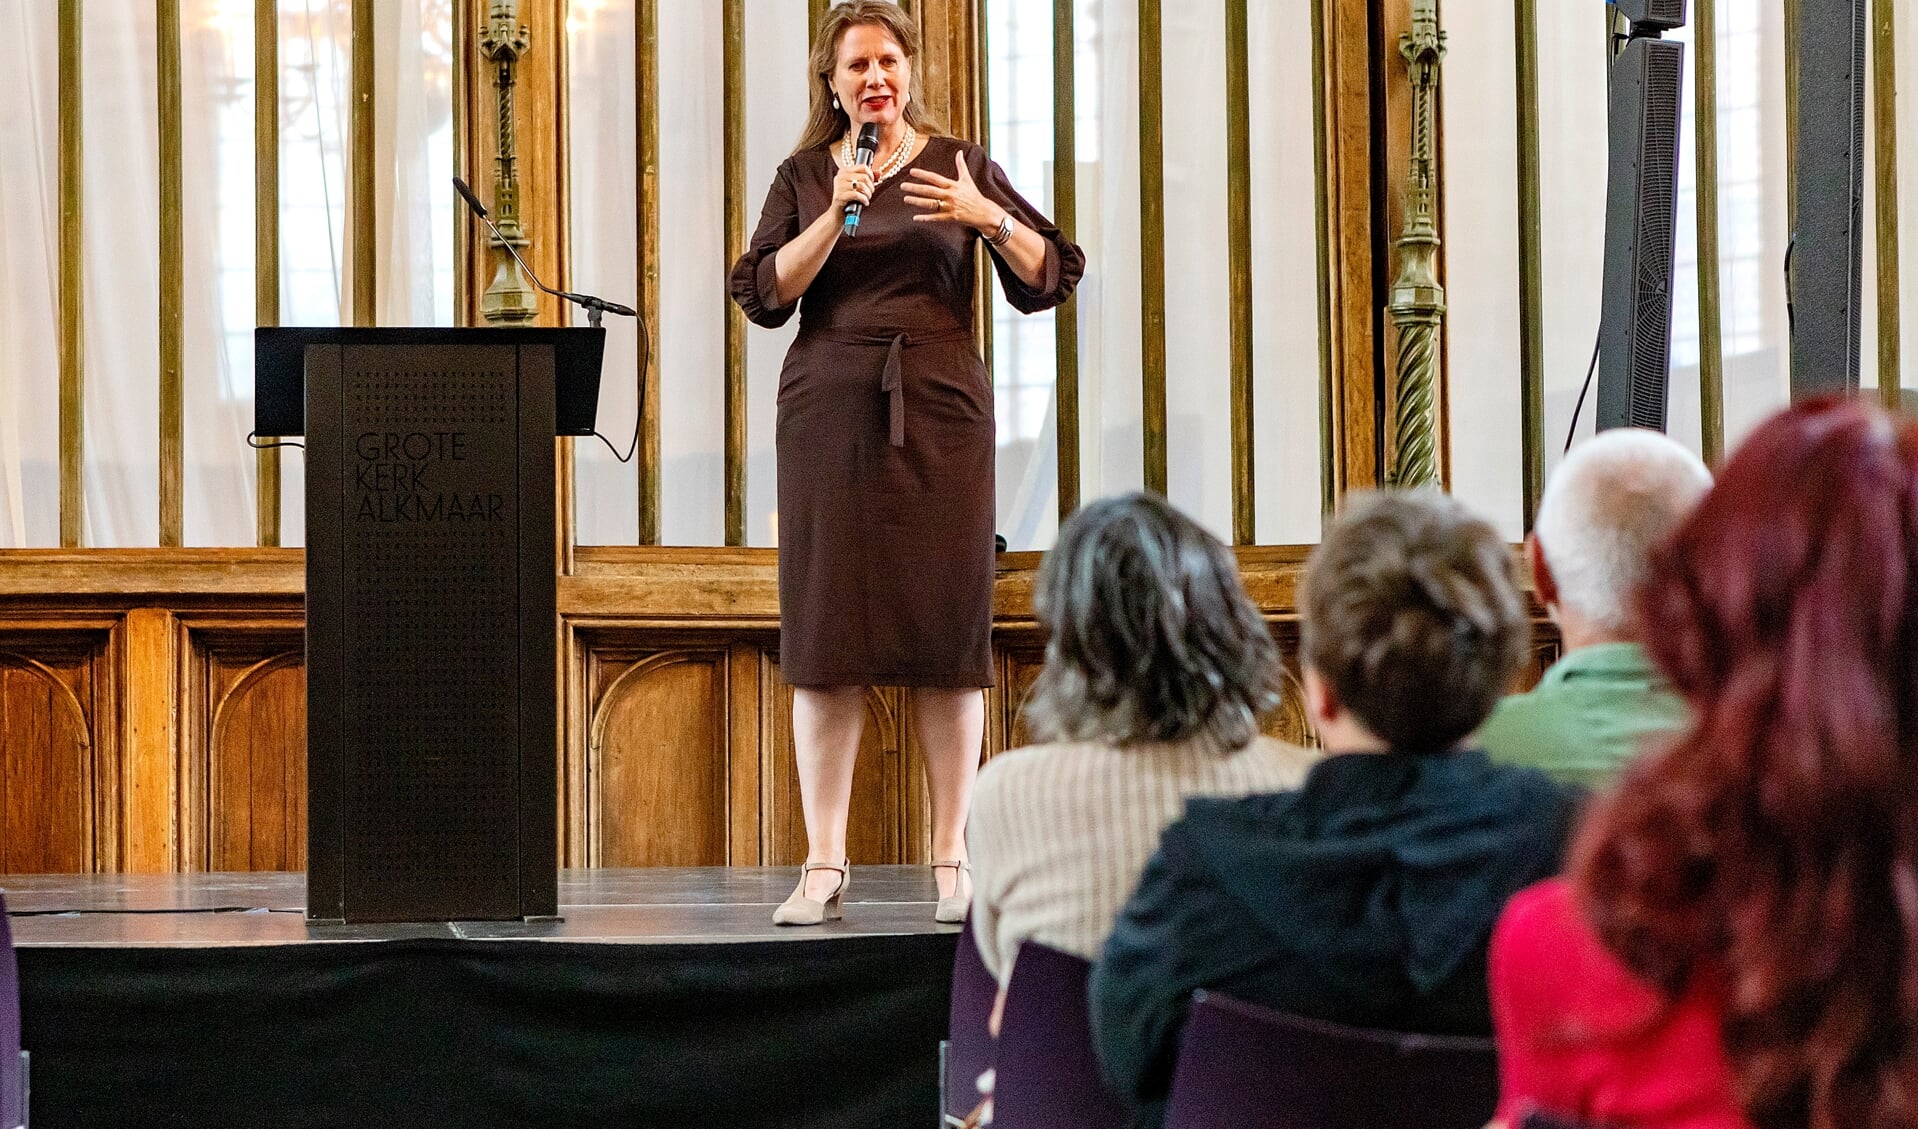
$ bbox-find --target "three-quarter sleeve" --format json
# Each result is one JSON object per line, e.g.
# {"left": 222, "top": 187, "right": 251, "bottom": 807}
{"left": 969, "top": 147, "right": 1086, "bottom": 315}
{"left": 729, "top": 160, "right": 802, "bottom": 328}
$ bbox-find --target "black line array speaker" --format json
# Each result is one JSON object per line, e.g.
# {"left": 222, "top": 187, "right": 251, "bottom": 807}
{"left": 1613, "top": 0, "right": 1688, "bottom": 33}
{"left": 1598, "top": 34, "right": 1686, "bottom": 431}
{"left": 1789, "top": 0, "right": 1866, "bottom": 397}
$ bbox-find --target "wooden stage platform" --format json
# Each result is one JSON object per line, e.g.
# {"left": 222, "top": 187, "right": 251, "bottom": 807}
{"left": 4, "top": 867, "right": 962, "bottom": 1129}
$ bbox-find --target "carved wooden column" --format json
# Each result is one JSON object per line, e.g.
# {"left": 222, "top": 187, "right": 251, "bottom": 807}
{"left": 459, "top": 0, "right": 567, "bottom": 327}
{"left": 1385, "top": 0, "right": 1446, "bottom": 489}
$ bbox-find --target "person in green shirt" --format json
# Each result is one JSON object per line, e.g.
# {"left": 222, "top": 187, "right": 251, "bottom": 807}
{"left": 1479, "top": 428, "right": 1712, "bottom": 789}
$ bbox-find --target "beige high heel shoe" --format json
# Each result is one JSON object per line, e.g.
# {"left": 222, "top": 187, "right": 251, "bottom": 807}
{"left": 773, "top": 860, "right": 848, "bottom": 926}
{"left": 931, "top": 859, "right": 972, "bottom": 924}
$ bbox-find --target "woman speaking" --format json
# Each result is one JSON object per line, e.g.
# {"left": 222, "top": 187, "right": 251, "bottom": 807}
{"left": 729, "top": 1, "right": 1083, "bottom": 927}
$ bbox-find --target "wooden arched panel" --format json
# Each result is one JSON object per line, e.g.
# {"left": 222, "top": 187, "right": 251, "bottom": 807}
{"left": 206, "top": 653, "right": 307, "bottom": 871}
{"left": 766, "top": 667, "right": 904, "bottom": 866}
{"left": 1264, "top": 662, "right": 1316, "bottom": 750}
{"left": 996, "top": 648, "right": 1048, "bottom": 754}
{"left": 590, "top": 650, "right": 731, "bottom": 867}
{"left": 0, "top": 653, "right": 96, "bottom": 873}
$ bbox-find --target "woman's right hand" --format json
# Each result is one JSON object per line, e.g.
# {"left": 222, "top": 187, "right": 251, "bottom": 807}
{"left": 771, "top": 157, "right": 874, "bottom": 303}
{"left": 831, "top": 159, "right": 875, "bottom": 218}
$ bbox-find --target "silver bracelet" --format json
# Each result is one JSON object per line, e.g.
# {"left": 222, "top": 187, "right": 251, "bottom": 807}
{"left": 987, "top": 213, "right": 1015, "bottom": 247}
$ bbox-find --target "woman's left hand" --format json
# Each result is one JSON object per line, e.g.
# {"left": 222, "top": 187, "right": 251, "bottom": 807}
{"left": 904, "top": 153, "right": 1006, "bottom": 235}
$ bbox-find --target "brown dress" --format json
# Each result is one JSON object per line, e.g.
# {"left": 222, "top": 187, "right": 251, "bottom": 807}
{"left": 729, "top": 135, "right": 1084, "bottom": 688}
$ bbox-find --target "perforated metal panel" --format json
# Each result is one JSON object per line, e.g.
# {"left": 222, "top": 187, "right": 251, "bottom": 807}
{"left": 339, "top": 359, "right": 520, "bottom": 920}
{"left": 1788, "top": 0, "right": 1867, "bottom": 395}
{"left": 1598, "top": 37, "right": 1685, "bottom": 433}
{"left": 304, "top": 335, "right": 559, "bottom": 924}
{"left": 1614, "top": 0, "right": 1687, "bottom": 31}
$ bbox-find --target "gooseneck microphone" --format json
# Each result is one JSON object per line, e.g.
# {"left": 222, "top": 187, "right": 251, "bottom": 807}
{"left": 452, "top": 176, "right": 638, "bottom": 328}
{"left": 453, "top": 176, "right": 646, "bottom": 467}
{"left": 842, "top": 122, "right": 881, "bottom": 237}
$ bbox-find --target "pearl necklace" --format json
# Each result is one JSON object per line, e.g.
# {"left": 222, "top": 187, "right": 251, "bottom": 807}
{"left": 841, "top": 123, "right": 916, "bottom": 185}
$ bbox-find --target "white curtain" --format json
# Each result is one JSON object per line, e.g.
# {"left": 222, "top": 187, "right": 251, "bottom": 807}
{"left": 1247, "top": 0, "right": 1326, "bottom": 545}
{"left": 0, "top": 0, "right": 450, "bottom": 548}
{"left": 274, "top": 0, "right": 357, "bottom": 547}
{"left": 1077, "top": 0, "right": 1147, "bottom": 519}
{"left": 0, "top": 2, "right": 61, "bottom": 547}
{"left": 567, "top": 0, "right": 1321, "bottom": 550}
{"left": 568, "top": 0, "right": 809, "bottom": 547}
{"left": 740, "top": 2, "right": 812, "bottom": 549}
{"left": 78, "top": 1, "right": 163, "bottom": 547}
{"left": 1008, "top": 0, "right": 1324, "bottom": 549}
{"left": 1159, "top": 1, "right": 1234, "bottom": 535}
{"left": 184, "top": 0, "right": 268, "bottom": 548}
{"left": 568, "top": 0, "right": 641, "bottom": 546}
{"left": 985, "top": 0, "right": 1063, "bottom": 551}
{"left": 654, "top": 0, "right": 727, "bottom": 547}
{"left": 374, "top": 0, "right": 454, "bottom": 329}
{"left": 1443, "top": 0, "right": 1833, "bottom": 538}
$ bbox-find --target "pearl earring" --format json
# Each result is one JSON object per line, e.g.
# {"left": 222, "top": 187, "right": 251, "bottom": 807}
{"left": 832, "top": 95, "right": 840, "bottom": 110}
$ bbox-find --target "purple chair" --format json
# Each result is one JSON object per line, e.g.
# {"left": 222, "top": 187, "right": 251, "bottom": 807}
{"left": 0, "top": 891, "right": 21, "bottom": 1129}
{"left": 989, "top": 942, "right": 1130, "bottom": 1129}
{"left": 1163, "top": 991, "right": 1497, "bottom": 1129}
{"left": 942, "top": 916, "right": 997, "bottom": 1126}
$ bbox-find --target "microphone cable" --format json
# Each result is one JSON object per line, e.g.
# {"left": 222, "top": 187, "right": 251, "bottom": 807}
{"left": 591, "top": 308, "right": 648, "bottom": 464}
{"left": 1563, "top": 334, "right": 1601, "bottom": 455}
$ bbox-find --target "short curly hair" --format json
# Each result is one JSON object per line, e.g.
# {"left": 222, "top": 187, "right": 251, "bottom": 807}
{"left": 1301, "top": 490, "right": 1529, "bottom": 750}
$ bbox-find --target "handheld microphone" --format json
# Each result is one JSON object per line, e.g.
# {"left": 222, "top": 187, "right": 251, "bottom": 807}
{"left": 842, "top": 122, "right": 880, "bottom": 237}
{"left": 451, "top": 176, "right": 638, "bottom": 328}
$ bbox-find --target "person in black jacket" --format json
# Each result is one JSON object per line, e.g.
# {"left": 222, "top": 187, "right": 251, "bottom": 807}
{"left": 1088, "top": 490, "right": 1579, "bottom": 1125}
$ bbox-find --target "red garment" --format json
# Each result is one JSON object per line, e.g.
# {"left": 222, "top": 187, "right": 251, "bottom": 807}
{"left": 1490, "top": 879, "right": 1753, "bottom": 1129}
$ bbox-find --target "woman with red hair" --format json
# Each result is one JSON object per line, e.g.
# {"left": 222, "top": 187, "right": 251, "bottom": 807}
{"left": 1491, "top": 399, "right": 1918, "bottom": 1129}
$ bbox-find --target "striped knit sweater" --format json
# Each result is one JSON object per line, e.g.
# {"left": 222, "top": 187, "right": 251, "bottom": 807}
{"left": 965, "top": 733, "right": 1318, "bottom": 982}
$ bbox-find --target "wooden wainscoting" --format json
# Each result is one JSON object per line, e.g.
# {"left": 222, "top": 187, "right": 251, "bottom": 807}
{"left": 0, "top": 547, "right": 1551, "bottom": 874}
{"left": 0, "top": 624, "right": 111, "bottom": 873}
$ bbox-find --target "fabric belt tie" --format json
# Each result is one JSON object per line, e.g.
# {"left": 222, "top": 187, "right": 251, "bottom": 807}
{"left": 882, "top": 335, "right": 906, "bottom": 447}
{"left": 809, "top": 326, "right": 974, "bottom": 449}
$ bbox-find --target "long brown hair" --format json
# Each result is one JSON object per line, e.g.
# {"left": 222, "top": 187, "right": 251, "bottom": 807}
{"left": 1573, "top": 399, "right": 1918, "bottom": 1129}
{"left": 793, "top": 1, "right": 943, "bottom": 154}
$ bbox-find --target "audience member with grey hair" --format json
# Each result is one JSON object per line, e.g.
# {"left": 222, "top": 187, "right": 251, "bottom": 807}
{"left": 965, "top": 492, "right": 1315, "bottom": 985}
{"left": 1479, "top": 428, "right": 1712, "bottom": 787}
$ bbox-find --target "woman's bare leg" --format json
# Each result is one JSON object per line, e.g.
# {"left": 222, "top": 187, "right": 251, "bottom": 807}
{"left": 910, "top": 686, "right": 986, "bottom": 898}
{"left": 792, "top": 685, "right": 868, "bottom": 901}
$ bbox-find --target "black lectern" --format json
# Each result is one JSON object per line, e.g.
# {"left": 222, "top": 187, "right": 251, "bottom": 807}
{"left": 256, "top": 327, "right": 604, "bottom": 923}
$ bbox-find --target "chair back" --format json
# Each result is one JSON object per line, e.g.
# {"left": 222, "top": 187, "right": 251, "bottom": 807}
{"left": 943, "top": 917, "right": 997, "bottom": 1122}
{"left": 1163, "top": 991, "right": 1497, "bottom": 1129}
{"left": 0, "top": 891, "right": 20, "bottom": 1129}
{"left": 989, "top": 942, "right": 1130, "bottom": 1129}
